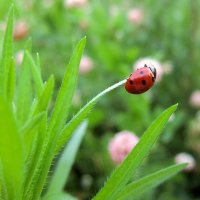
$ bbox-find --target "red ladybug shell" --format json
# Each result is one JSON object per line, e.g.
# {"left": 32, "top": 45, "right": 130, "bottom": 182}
{"left": 125, "top": 65, "right": 156, "bottom": 94}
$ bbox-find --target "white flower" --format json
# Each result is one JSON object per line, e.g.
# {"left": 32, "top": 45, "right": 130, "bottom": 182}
{"left": 175, "top": 152, "right": 196, "bottom": 172}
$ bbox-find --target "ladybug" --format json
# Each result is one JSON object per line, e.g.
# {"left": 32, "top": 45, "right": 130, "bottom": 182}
{"left": 125, "top": 64, "right": 156, "bottom": 94}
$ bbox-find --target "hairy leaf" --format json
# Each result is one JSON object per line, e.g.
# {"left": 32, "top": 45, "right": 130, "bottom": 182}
{"left": 93, "top": 104, "right": 178, "bottom": 200}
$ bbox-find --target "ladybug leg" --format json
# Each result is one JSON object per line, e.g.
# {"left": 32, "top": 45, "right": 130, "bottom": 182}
{"left": 144, "top": 64, "right": 148, "bottom": 67}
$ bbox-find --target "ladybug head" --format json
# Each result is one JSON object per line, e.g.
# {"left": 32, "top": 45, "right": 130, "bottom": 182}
{"left": 148, "top": 65, "right": 157, "bottom": 81}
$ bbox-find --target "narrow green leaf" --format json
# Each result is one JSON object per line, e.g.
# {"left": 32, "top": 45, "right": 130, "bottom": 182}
{"left": 115, "top": 163, "right": 187, "bottom": 200}
{"left": 16, "top": 51, "right": 32, "bottom": 127}
{"left": 56, "top": 79, "right": 126, "bottom": 153}
{"left": 25, "top": 51, "right": 43, "bottom": 97}
{"left": 27, "top": 37, "right": 86, "bottom": 200}
{"left": 48, "top": 37, "right": 86, "bottom": 139}
{"left": 6, "top": 57, "right": 15, "bottom": 103}
{"left": 46, "top": 121, "right": 87, "bottom": 196}
{"left": 28, "top": 41, "right": 125, "bottom": 200}
{"left": 23, "top": 78, "right": 125, "bottom": 200}
{"left": 0, "top": 5, "right": 13, "bottom": 99}
{"left": 31, "top": 75, "right": 54, "bottom": 116}
{"left": 23, "top": 113, "right": 48, "bottom": 200}
{"left": 20, "top": 112, "right": 45, "bottom": 136}
{"left": 21, "top": 112, "right": 46, "bottom": 159}
{"left": 93, "top": 104, "right": 178, "bottom": 200}
{"left": 0, "top": 96, "right": 23, "bottom": 200}
{"left": 56, "top": 100, "right": 95, "bottom": 153}
{"left": 23, "top": 139, "right": 48, "bottom": 200}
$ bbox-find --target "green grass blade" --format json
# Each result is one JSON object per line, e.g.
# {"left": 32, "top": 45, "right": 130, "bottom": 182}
{"left": 23, "top": 140, "right": 48, "bottom": 200}
{"left": 23, "top": 38, "right": 86, "bottom": 200}
{"left": 115, "top": 163, "right": 187, "bottom": 200}
{"left": 25, "top": 51, "right": 43, "bottom": 97}
{"left": 0, "top": 96, "right": 23, "bottom": 200}
{"left": 48, "top": 37, "right": 86, "bottom": 139}
{"left": 46, "top": 121, "right": 87, "bottom": 196}
{"left": 56, "top": 79, "right": 126, "bottom": 153}
{"left": 20, "top": 112, "right": 45, "bottom": 136}
{"left": 93, "top": 104, "right": 178, "bottom": 200}
{"left": 0, "top": 5, "right": 13, "bottom": 99}
{"left": 32, "top": 80, "right": 126, "bottom": 199}
{"left": 23, "top": 134, "right": 40, "bottom": 199}
{"left": 16, "top": 51, "right": 33, "bottom": 127}
{"left": 21, "top": 112, "right": 45, "bottom": 160}
{"left": 23, "top": 113, "right": 48, "bottom": 200}
{"left": 6, "top": 57, "right": 15, "bottom": 104}
{"left": 31, "top": 75, "right": 54, "bottom": 116}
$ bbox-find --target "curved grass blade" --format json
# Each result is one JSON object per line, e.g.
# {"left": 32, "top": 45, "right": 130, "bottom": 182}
{"left": 0, "top": 96, "right": 23, "bottom": 200}
{"left": 31, "top": 75, "right": 54, "bottom": 116}
{"left": 0, "top": 5, "right": 13, "bottom": 99}
{"left": 46, "top": 121, "right": 87, "bottom": 197}
{"left": 93, "top": 104, "right": 178, "bottom": 200}
{"left": 25, "top": 37, "right": 86, "bottom": 200}
{"left": 23, "top": 113, "right": 48, "bottom": 200}
{"left": 16, "top": 50, "right": 33, "bottom": 127}
{"left": 48, "top": 37, "right": 86, "bottom": 139}
{"left": 21, "top": 112, "right": 46, "bottom": 159}
{"left": 56, "top": 79, "right": 126, "bottom": 153}
{"left": 115, "top": 163, "right": 187, "bottom": 200}
{"left": 25, "top": 51, "right": 43, "bottom": 97}
{"left": 20, "top": 112, "right": 45, "bottom": 136}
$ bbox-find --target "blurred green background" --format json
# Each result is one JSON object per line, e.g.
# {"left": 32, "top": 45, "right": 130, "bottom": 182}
{"left": 1, "top": 0, "right": 200, "bottom": 199}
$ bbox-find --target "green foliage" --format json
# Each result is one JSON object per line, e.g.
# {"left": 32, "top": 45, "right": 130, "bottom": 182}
{"left": 0, "top": 96, "right": 23, "bottom": 200}
{"left": 93, "top": 104, "right": 179, "bottom": 200}
{"left": 0, "top": 7, "right": 88, "bottom": 200}
{"left": 45, "top": 121, "right": 88, "bottom": 199}
{"left": 0, "top": 4, "right": 187, "bottom": 200}
{"left": 0, "top": 5, "right": 13, "bottom": 100}
{"left": 56, "top": 79, "right": 126, "bottom": 153}
{"left": 114, "top": 163, "right": 187, "bottom": 200}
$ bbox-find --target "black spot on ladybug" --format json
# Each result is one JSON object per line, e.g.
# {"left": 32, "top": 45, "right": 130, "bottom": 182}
{"left": 140, "top": 71, "right": 144, "bottom": 74}
{"left": 142, "top": 80, "right": 146, "bottom": 85}
{"left": 129, "top": 80, "right": 133, "bottom": 84}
